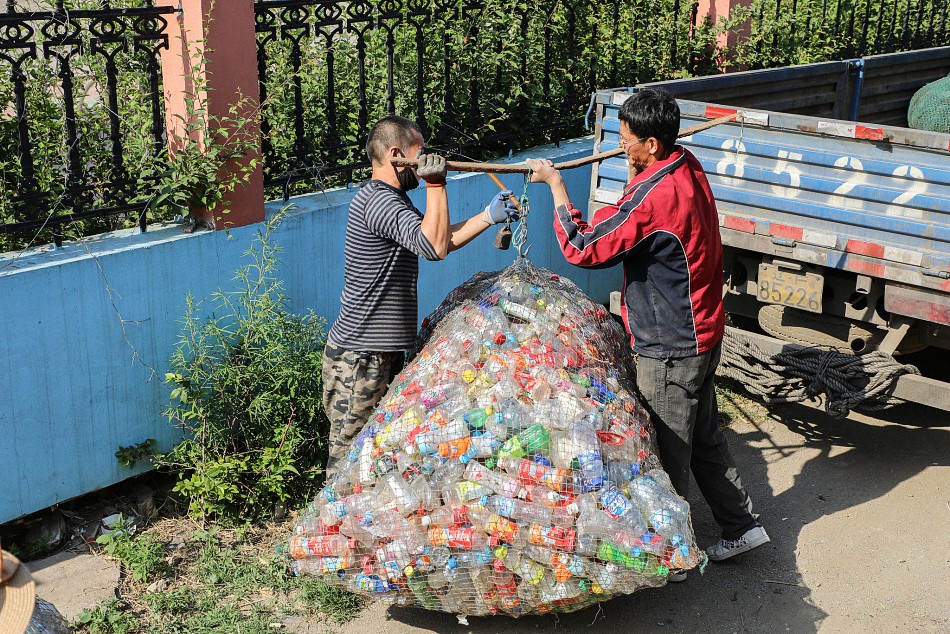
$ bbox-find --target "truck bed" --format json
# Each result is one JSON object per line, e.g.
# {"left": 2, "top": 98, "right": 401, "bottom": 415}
{"left": 590, "top": 47, "right": 950, "bottom": 319}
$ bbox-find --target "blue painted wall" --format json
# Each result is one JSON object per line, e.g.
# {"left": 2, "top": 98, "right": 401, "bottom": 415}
{"left": 0, "top": 137, "right": 620, "bottom": 524}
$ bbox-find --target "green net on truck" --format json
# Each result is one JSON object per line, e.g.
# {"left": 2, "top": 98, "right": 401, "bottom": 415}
{"left": 908, "top": 74, "right": 950, "bottom": 134}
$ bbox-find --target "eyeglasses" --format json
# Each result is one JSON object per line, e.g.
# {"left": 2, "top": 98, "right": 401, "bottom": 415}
{"left": 618, "top": 136, "right": 646, "bottom": 149}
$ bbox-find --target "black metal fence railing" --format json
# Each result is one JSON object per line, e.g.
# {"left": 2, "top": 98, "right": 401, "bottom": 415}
{"left": 2, "top": 0, "right": 949, "bottom": 251}
{"left": 0, "top": 0, "right": 175, "bottom": 249}
{"left": 253, "top": 0, "right": 706, "bottom": 195}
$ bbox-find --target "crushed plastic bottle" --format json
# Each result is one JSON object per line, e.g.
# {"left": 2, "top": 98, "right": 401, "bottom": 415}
{"left": 287, "top": 260, "right": 703, "bottom": 617}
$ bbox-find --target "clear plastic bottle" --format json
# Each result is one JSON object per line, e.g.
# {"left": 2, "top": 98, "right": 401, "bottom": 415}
{"left": 409, "top": 475, "right": 437, "bottom": 511}
{"left": 358, "top": 436, "right": 375, "bottom": 484}
{"left": 524, "top": 522, "right": 578, "bottom": 552}
{"left": 570, "top": 419, "right": 604, "bottom": 491}
{"left": 575, "top": 493, "right": 614, "bottom": 537}
{"left": 491, "top": 558, "right": 522, "bottom": 611}
{"left": 468, "top": 505, "right": 528, "bottom": 548}
{"left": 466, "top": 430, "right": 502, "bottom": 459}
{"left": 549, "top": 430, "right": 575, "bottom": 470}
{"left": 414, "top": 418, "right": 469, "bottom": 455}
{"left": 586, "top": 561, "right": 620, "bottom": 592}
{"left": 290, "top": 551, "right": 353, "bottom": 576}
{"left": 369, "top": 510, "right": 425, "bottom": 552}
{"left": 382, "top": 472, "right": 421, "bottom": 516}
{"left": 428, "top": 457, "right": 464, "bottom": 492}
{"left": 526, "top": 545, "right": 587, "bottom": 582}
{"left": 340, "top": 514, "right": 376, "bottom": 549}
{"left": 420, "top": 383, "right": 465, "bottom": 411}
{"left": 375, "top": 540, "right": 415, "bottom": 579}
{"left": 496, "top": 456, "right": 569, "bottom": 492}
{"left": 497, "top": 423, "right": 551, "bottom": 460}
{"left": 454, "top": 546, "right": 493, "bottom": 567}
{"left": 405, "top": 566, "right": 441, "bottom": 610}
{"left": 496, "top": 399, "right": 528, "bottom": 434}
{"left": 538, "top": 577, "right": 582, "bottom": 605}
{"left": 442, "top": 479, "right": 493, "bottom": 506}
{"left": 470, "top": 564, "right": 499, "bottom": 612}
{"left": 427, "top": 524, "right": 489, "bottom": 550}
{"left": 288, "top": 534, "right": 349, "bottom": 558}
{"left": 464, "top": 461, "right": 528, "bottom": 499}
{"left": 490, "top": 495, "right": 574, "bottom": 527}
{"left": 599, "top": 484, "right": 635, "bottom": 521}
{"left": 496, "top": 546, "right": 545, "bottom": 585}
{"left": 294, "top": 513, "right": 336, "bottom": 536}
{"left": 420, "top": 503, "right": 471, "bottom": 527}
{"left": 498, "top": 297, "right": 538, "bottom": 322}
{"left": 489, "top": 373, "right": 521, "bottom": 401}
{"left": 376, "top": 404, "right": 425, "bottom": 451}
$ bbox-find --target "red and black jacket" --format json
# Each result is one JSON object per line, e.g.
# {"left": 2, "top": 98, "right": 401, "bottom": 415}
{"left": 553, "top": 146, "right": 725, "bottom": 359}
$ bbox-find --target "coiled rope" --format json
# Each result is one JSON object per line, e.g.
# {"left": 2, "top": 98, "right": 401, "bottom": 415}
{"left": 720, "top": 328, "right": 920, "bottom": 419}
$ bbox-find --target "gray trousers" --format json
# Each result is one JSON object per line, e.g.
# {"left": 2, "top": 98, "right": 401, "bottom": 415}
{"left": 636, "top": 342, "right": 759, "bottom": 540}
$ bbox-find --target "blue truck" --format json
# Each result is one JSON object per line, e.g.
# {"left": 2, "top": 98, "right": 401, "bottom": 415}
{"left": 591, "top": 47, "right": 950, "bottom": 410}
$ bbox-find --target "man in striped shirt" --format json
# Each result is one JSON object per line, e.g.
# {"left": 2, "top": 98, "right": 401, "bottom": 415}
{"left": 323, "top": 115, "right": 519, "bottom": 479}
{"left": 526, "top": 88, "right": 769, "bottom": 576}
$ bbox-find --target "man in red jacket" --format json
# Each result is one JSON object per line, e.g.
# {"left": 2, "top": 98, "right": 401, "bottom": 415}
{"left": 526, "top": 88, "right": 769, "bottom": 579}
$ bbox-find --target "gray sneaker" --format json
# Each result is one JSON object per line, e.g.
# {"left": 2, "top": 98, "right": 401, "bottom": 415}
{"left": 667, "top": 571, "right": 688, "bottom": 583}
{"left": 705, "top": 526, "right": 770, "bottom": 561}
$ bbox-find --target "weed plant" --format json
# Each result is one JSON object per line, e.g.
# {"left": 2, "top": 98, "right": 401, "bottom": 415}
{"left": 158, "top": 211, "right": 329, "bottom": 522}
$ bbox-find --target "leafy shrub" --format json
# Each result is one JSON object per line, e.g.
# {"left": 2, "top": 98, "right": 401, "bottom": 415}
{"left": 158, "top": 212, "right": 328, "bottom": 521}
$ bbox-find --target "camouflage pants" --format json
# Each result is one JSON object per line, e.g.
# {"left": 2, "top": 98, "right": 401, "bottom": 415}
{"left": 322, "top": 341, "right": 405, "bottom": 479}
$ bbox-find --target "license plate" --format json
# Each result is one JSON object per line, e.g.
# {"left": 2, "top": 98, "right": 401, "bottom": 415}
{"left": 757, "top": 264, "right": 823, "bottom": 313}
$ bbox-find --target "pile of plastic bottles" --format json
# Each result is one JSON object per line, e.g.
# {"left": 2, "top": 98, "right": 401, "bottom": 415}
{"left": 288, "top": 260, "right": 703, "bottom": 617}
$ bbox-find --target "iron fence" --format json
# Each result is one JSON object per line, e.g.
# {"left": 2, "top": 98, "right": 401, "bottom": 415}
{"left": 0, "top": 0, "right": 174, "bottom": 248}
{"left": 251, "top": 0, "right": 948, "bottom": 195}
{"left": 253, "top": 0, "right": 706, "bottom": 195}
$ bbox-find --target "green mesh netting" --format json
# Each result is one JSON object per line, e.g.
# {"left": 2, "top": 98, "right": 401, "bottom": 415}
{"left": 907, "top": 74, "right": 950, "bottom": 134}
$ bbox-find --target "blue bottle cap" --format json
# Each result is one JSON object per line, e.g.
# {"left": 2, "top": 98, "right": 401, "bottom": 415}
{"left": 532, "top": 453, "right": 552, "bottom": 466}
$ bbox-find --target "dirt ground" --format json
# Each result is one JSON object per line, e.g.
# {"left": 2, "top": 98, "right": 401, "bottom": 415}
{"left": 324, "top": 396, "right": 950, "bottom": 634}
{"left": 20, "top": 388, "right": 950, "bottom": 633}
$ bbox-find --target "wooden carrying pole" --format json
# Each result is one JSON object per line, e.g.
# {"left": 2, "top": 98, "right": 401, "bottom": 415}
{"left": 389, "top": 114, "right": 737, "bottom": 174}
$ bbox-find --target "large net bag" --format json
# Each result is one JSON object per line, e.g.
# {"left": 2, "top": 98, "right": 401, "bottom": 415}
{"left": 288, "top": 259, "right": 704, "bottom": 617}
{"left": 907, "top": 74, "right": 950, "bottom": 134}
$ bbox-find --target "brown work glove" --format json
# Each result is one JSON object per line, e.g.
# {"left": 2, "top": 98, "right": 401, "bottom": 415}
{"left": 416, "top": 150, "right": 447, "bottom": 186}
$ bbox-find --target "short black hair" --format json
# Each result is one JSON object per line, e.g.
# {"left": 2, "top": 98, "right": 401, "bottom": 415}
{"left": 365, "top": 115, "right": 423, "bottom": 164}
{"left": 618, "top": 87, "right": 680, "bottom": 151}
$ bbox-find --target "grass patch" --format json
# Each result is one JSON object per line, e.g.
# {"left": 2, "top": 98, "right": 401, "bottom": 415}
{"left": 73, "top": 514, "right": 366, "bottom": 633}
{"left": 299, "top": 577, "right": 367, "bottom": 625}
{"left": 717, "top": 375, "right": 771, "bottom": 428}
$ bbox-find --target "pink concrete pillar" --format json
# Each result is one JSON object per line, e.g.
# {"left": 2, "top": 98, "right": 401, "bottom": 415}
{"left": 696, "top": 0, "right": 753, "bottom": 71}
{"left": 159, "top": 0, "right": 264, "bottom": 229}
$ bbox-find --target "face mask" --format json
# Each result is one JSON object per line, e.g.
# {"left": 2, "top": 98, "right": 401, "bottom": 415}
{"left": 396, "top": 166, "right": 419, "bottom": 191}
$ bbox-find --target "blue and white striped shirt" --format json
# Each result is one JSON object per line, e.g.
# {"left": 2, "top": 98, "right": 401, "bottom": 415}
{"left": 327, "top": 180, "right": 440, "bottom": 351}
